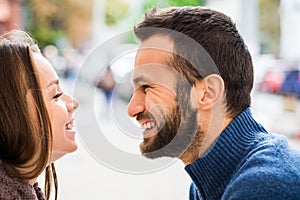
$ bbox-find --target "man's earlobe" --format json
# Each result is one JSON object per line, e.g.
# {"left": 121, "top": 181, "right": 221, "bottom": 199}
{"left": 192, "top": 74, "right": 225, "bottom": 110}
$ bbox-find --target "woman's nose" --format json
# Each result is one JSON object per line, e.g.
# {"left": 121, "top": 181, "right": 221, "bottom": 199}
{"left": 65, "top": 93, "right": 79, "bottom": 112}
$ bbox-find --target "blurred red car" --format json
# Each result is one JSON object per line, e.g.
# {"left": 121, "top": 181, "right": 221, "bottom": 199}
{"left": 258, "top": 69, "right": 285, "bottom": 93}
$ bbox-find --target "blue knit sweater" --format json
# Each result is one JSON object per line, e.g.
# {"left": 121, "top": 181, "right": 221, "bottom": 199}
{"left": 185, "top": 108, "right": 300, "bottom": 200}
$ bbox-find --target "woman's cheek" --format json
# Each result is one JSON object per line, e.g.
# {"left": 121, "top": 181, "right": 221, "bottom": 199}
{"left": 48, "top": 102, "right": 68, "bottom": 127}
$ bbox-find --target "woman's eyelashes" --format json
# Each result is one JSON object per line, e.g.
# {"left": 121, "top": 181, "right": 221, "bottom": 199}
{"left": 53, "top": 92, "right": 63, "bottom": 99}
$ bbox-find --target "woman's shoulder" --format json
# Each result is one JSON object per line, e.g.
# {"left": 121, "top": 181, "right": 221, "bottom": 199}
{"left": 0, "top": 160, "right": 44, "bottom": 200}
{"left": 0, "top": 163, "right": 23, "bottom": 199}
{"left": 0, "top": 183, "right": 22, "bottom": 199}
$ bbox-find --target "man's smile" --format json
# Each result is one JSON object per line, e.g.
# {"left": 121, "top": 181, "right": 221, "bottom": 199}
{"left": 139, "top": 119, "right": 157, "bottom": 138}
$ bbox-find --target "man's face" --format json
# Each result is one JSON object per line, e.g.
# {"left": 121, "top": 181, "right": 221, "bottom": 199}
{"left": 127, "top": 35, "right": 199, "bottom": 159}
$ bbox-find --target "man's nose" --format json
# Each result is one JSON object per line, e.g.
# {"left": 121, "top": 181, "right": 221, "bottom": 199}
{"left": 127, "top": 91, "right": 145, "bottom": 117}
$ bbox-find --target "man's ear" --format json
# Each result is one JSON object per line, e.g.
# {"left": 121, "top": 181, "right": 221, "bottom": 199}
{"left": 191, "top": 74, "right": 225, "bottom": 110}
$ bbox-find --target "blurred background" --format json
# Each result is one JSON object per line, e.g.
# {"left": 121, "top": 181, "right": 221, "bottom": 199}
{"left": 1, "top": 0, "right": 300, "bottom": 199}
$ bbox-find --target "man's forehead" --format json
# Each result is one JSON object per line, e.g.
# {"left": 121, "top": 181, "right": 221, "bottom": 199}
{"left": 132, "top": 64, "right": 177, "bottom": 91}
{"left": 135, "top": 35, "right": 174, "bottom": 67}
{"left": 133, "top": 64, "right": 175, "bottom": 79}
{"left": 135, "top": 48, "right": 171, "bottom": 67}
{"left": 139, "top": 34, "right": 174, "bottom": 51}
{"left": 132, "top": 35, "right": 178, "bottom": 90}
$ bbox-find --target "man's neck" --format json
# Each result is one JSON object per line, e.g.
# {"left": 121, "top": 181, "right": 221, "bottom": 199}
{"left": 179, "top": 109, "right": 232, "bottom": 165}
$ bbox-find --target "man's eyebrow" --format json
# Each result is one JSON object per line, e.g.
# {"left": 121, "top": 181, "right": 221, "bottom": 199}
{"left": 47, "top": 79, "right": 59, "bottom": 88}
{"left": 132, "top": 76, "right": 152, "bottom": 86}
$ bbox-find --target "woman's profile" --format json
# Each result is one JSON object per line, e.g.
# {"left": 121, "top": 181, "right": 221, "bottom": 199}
{"left": 0, "top": 30, "right": 79, "bottom": 200}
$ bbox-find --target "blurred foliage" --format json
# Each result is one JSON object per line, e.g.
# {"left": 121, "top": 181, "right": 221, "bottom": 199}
{"left": 123, "top": 31, "right": 137, "bottom": 44}
{"left": 24, "top": 0, "right": 281, "bottom": 54}
{"left": 167, "top": 0, "right": 204, "bottom": 6}
{"left": 106, "top": 0, "right": 129, "bottom": 26}
{"left": 259, "top": 0, "right": 280, "bottom": 55}
{"left": 144, "top": 0, "right": 204, "bottom": 9}
{"left": 26, "top": 0, "right": 93, "bottom": 48}
{"left": 124, "top": 0, "right": 205, "bottom": 43}
{"left": 25, "top": 0, "right": 205, "bottom": 47}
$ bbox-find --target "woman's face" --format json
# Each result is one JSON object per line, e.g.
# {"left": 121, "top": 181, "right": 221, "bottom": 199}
{"left": 31, "top": 52, "right": 79, "bottom": 162}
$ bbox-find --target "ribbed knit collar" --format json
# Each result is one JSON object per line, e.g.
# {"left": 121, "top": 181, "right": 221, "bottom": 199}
{"left": 185, "top": 108, "right": 267, "bottom": 200}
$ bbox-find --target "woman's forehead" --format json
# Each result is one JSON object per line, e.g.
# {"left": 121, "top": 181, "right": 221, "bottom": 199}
{"left": 30, "top": 51, "right": 59, "bottom": 87}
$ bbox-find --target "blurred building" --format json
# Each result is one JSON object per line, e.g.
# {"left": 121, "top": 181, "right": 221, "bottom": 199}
{"left": 280, "top": 0, "right": 300, "bottom": 61}
{"left": 0, "top": 0, "right": 23, "bottom": 34}
{"left": 207, "top": 0, "right": 300, "bottom": 62}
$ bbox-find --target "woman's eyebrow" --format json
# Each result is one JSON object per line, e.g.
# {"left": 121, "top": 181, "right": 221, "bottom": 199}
{"left": 47, "top": 79, "right": 59, "bottom": 88}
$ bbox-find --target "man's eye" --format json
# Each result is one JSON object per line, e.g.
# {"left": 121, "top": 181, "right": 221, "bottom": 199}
{"left": 53, "top": 92, "right": 63, "bottom": 99}
{"left": 142, "top": 85, "right": 150, "bottom": 90}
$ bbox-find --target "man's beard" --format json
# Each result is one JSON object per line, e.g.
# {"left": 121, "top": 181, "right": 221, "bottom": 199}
{"left": 138, "top": 95, "right": 200, "bottom": 159}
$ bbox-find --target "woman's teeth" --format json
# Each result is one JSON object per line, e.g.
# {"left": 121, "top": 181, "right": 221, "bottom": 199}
{"left": 141, "top": 121, "right": 155, "bottom": 130}
{"left": 66, "top": 122, "right": 74, "bottom": 130}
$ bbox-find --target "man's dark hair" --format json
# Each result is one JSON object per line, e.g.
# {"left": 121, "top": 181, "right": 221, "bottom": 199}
{"left": 134, "top": 7, "right": 254, "bottom": 118}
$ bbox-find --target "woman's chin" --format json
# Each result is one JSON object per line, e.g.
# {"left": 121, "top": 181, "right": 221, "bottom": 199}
{"left": 50, "top": 144, "right": 78, "bottom": 162}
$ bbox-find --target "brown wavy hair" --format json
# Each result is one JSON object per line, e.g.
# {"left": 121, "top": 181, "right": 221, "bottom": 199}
{"left": 0, "top": 30, "right": 57, "bottom": 200}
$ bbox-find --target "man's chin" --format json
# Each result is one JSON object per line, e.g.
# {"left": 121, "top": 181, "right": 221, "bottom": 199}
{"left": 140, "top": 139, "right": 164, "bottom": 159}
{"left": 140, "top": 137, "right": 156, "bottom": 158}
{"left": 141, "top": 148, "right": 181, "bottom": 159}
{"left": 140, "top": 138, "right": 182, "bottom": 159}
{"left": 142, "top": 152, "right": 165, "bottom": 159}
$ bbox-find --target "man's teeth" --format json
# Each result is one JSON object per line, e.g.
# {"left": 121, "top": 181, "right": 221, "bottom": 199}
{"left": 141, "top": 121, "right": 155, "bottom": 130}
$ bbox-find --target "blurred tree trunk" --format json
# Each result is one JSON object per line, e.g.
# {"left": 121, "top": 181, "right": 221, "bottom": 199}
{"left": 259, "top": 0, "right": 280, "bottom": 55}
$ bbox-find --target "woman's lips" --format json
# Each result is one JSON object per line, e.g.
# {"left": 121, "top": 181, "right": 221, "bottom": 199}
{"left": 65, "top": 119, "right": 75, "bottom": 130}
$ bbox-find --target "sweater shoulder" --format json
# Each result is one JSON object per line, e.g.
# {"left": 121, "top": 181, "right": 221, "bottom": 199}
{"left": 223, "top": 167, "right": 300, "bottom": 199}
{"left": 223, "top": 135, "right": 300, "bottom": 199}
{"left": 246, "top": 133, "right": 300, "bottom": 174}
{"left": 189, "top": 183, "right": 202, "bottom": 200}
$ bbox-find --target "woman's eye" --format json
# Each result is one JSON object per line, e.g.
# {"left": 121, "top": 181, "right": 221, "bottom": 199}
{"left": 53, "top": 92, "right": 63, "bottom": 99}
